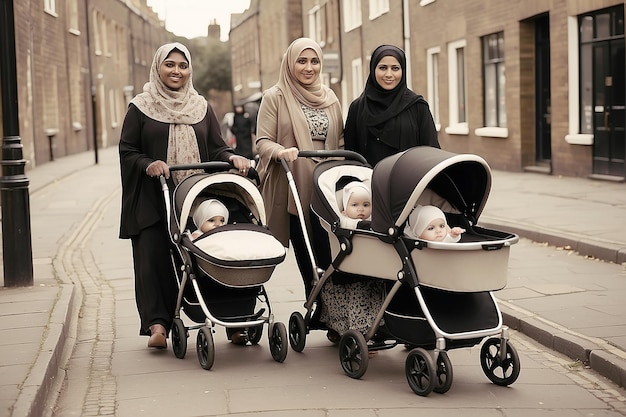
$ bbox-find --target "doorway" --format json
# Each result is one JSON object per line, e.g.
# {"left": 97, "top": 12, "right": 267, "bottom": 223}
{"left": 535, "top": 14, "right": 551, "bottom": 165}
{"left": 580, "top": 6, "right": 625, "bottom": 178}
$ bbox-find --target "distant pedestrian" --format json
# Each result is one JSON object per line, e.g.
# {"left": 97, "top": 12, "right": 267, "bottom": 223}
{"left": 118, "top": 42, "right": 249, "bottom": 349}
{"left": 231, "top": 105, "right": 256, "bottom": 159}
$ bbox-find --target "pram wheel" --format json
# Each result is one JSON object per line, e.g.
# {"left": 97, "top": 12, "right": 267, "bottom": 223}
{"left": 248, "top": 325, "right": 263, "bottom": 345}
{"left": 171, "top": 318, "right": 188, "bottom": 359}
{"left": 196, "top": 327, "right": 215, "bottom": 370}
{"left": 433, "top": 351, "right": 453, "bottom": 394}
{"left": 288, "top": 312, "right": 307, "bottom": 352}
{"left": 338, "top": 329, "right": 369, "bottom": 379}
{"left": 269, "top": 322, "right": 288, "bottom": 363}
{"left": 480, "top": 337, "right": 520, "bottom": 386}
{"left": 405, "top": 347, "right": 436, "bottom": 396}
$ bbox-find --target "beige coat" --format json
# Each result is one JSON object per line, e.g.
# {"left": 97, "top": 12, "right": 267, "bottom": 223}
{"left": 256, "top": 86, "right": 344, "bottom": 246}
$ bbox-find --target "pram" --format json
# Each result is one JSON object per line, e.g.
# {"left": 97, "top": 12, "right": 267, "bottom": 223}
{"left": 285, "top": 147, "right": 521, "bottom": 396}
{"left": 160, "top": 162, "right": 288, "bottom": 370}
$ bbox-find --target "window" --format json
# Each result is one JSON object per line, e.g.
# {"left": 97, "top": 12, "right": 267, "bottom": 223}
{"left": 426, "top": 47, "right": 440, "bottom": 129}
{"left": 308, "top": 6, "right": 324, "bottom": 45}
{"left": 67, "top": 0, "right": 79, "bottom": 32}
{"left": 482, "top": 32, "right": 506, "bottom": 128}
{"left": 369, "top": 0, "right": 389, "bottom": 20}
{"left": 44, "top": 0, "right": 57, "bottom": 15}
{"left": 351, "top": 58, "right": 364, "bottom": 100}
{"left": 445, "top": 39, "right": 468, "bottom": 135}
{"left": 343, "top": 0, "right": 362, "bottom": 32}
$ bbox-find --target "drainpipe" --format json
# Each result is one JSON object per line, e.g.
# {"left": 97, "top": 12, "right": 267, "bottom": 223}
{"left": 402, "top": 0, "right": 412, "bottom": 89}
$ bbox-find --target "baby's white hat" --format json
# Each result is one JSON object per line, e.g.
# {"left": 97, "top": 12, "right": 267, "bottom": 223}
{"left": 342, "top": 181, "right": 370, "bottom": 211}
{"left": 406, "top": 205, "right": 445, "bottom": 239}
{"left": 193, "top": 199, "right": 229, "bottom": 229}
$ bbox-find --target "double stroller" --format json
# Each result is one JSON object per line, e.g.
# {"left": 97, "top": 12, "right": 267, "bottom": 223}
{"left": 161, "top": 162, "right": 289, "bottom": 370}
{"left": 286, "top": 147, "right": 521, "bottom": 396}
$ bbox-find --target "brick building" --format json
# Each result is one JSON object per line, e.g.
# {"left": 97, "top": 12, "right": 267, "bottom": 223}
{"left": 0, "top": 0, "right": 169, "bottom": 171}
{"left": 230, "top": 0, "right": 625, "bottom": 181}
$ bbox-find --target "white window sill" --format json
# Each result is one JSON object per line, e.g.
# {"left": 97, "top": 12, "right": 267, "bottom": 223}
{"left": 444, "top": 124, "right": 469, "bottom": 135}
{"left": 475, "top": 127, "right": 508, "bottom": 138}
{"left": 565, "top": 133, "right": 593, "bottom": 145}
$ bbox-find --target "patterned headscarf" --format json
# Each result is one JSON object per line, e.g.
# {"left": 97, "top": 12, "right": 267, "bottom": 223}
{"left": 130, "top": 42, "right": 207, "bottom": 183}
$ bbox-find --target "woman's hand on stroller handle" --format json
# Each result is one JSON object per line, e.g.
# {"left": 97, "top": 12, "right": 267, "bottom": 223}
{"left": 146, "top": 160, "right": 170, "bottom": 179}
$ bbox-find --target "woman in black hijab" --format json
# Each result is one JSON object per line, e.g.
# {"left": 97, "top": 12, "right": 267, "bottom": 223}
{"left": 344, "top": 45, "right": 440, "bottom": 167}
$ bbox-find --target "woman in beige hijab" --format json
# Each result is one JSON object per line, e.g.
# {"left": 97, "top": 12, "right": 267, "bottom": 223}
{"left": 119, "top": 43, "right": 250, "bottom": 349}
{"left": 256, "top": 37, "right": 344, "bottom": 298}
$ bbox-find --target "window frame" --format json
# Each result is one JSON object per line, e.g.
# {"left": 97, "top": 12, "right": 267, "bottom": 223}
{"left": 445, "top": 39, "right": 469, "bottom": 135}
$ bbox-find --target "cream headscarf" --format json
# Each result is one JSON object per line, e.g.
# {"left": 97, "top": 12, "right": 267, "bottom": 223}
{"left": 130, "top": 42, "right": 208, "bottom": 183}
{"left": 276, "top": 37, "right": 340, "bottom": 151}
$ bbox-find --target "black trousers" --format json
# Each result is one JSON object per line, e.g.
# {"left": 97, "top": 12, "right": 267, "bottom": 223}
{"left": 131, "top": 221, "right": 178, "bottom": 336}
{"left": 289, "top": 212, "right": 331, "bottom": 298}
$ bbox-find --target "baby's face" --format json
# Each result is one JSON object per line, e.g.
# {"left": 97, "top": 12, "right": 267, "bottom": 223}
{"left": 419, "top": 218, "right": 447, "bottom": 241}
{"left": 200, "top": 216, "right": 226, "bottom": 232}
{"left": 344, "top": 195, "right": 372, "bottom": 220}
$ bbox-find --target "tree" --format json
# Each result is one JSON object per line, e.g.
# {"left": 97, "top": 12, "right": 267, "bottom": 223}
{"left": 189, "top": 38, "right": 232, "bottom": 95}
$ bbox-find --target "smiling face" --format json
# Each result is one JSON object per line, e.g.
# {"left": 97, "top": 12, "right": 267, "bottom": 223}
{"left": 293, "top": 48, "right": 321, "bottom": 86}
{"left": 159, "top": 50, "right": 190, "bottom": 91}
{"left": 374, "top": 55, "right": 402, "bottom": 90}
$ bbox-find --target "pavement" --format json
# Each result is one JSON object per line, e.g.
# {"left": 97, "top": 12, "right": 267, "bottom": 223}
{"left": 0, "top": 145, "right": 625, "bottom": 417}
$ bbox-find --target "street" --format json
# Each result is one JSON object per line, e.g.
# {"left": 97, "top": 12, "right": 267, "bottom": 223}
{"left": 47, "top": 179, "right": 626, "bottom": 416}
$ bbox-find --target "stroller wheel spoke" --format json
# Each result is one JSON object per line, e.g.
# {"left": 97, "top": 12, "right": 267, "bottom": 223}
{"left": 480, "top": 338, "right": 521, "bottom": 386}
{"left": 338, "top": 330, "right": 368, "bottom": 379}
{"left": 405, "top": 348, "right": 436, "bottom": 396}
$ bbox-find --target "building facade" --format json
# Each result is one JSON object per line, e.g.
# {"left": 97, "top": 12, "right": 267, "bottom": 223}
{"left": 0, "top": 0, "right": 169, "bottom": 171}
{"left": 230, "top": 0, "right": 625, "bottom": 181}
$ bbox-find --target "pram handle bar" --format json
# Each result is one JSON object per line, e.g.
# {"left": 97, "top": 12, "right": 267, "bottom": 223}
{"left": 168, "top": 162, "right": 260, "bottom": 183}
{"left": 297, "top": 149, "right": 368, "bottom": 165}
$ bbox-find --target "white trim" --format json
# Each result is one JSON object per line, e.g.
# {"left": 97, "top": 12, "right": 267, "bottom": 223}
{"left": 444, "top": 123, "right": 469, "bottom": 135}
{"left": 564, "top": 134, "right": 593, "bottom": 145}
{"left": 567, "top": 16, "right": 581, "bottom": 136}
{"left": 475, "top": 127, "right": 508, "bottom": 138}
{"left": 447, "top": 39, "right": 467, "bottom": 128}
{"left": 420, "top": 0, "right": 436, "bottom": 6}
{"left": 426, "top": 46, "right": 440, "bottom": 127}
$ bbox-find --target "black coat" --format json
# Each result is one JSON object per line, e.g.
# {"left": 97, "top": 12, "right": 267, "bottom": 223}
{"left": 118, "top": 103, "right": 234, "bottom": 238}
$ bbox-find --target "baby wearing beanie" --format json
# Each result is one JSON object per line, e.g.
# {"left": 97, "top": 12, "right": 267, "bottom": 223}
{"left": 191, "top": 199, "right": 229, "bottom": 239}
{"left": 404, "top": 205, "right": 465, "bottom": 242}
{"left": 339, "top": 181, "right": 372, "bottom": 229}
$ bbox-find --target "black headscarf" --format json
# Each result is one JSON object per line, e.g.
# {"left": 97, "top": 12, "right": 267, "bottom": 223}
{"left": 346, "top": 45, "right": 439, "bottom": 166}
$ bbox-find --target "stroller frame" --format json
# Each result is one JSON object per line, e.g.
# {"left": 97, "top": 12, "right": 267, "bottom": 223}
{"left": 284, "top": 149, "right": 521, "bottom": 396}
{"left": 160, "top": 162, "right": 288, "bottom": 370}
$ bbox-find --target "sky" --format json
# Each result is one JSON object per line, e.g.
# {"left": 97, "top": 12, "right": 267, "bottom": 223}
{"left": 146, "top": 0, "right": 251, "bottom": 41}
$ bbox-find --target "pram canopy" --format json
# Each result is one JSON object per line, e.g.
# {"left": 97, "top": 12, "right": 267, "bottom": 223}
{"left": 173, "top": 172, "right": 267, "bottom": 234}
{"left": 311, "top": 159, "right": 373, "bottom": 228}
{"left": 370, "top": 147, "right": 491, "bottom": 235}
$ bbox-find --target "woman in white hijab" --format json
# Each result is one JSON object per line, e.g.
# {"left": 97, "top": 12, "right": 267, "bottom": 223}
{"left": 119, "top": 43, "right": 250, "bottom": 349}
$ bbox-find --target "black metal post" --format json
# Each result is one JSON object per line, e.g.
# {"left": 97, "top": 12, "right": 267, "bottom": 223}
{"left": 0, "top": 0, "right": 34, "bottom": 287}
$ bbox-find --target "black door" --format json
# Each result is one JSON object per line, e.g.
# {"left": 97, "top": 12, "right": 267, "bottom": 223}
{"left": 581, "top": 7, "right": 625, "bottom": 177}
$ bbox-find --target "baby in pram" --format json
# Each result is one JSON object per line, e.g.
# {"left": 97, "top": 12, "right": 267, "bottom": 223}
{"left": 191, "top": 198, "right": 229, "bottom": 239}
{"left": 339, "top": 181, "right": 372, "bottom": 230}
{"left": 404, "top": 205, "right": 465, "bottom": 242}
